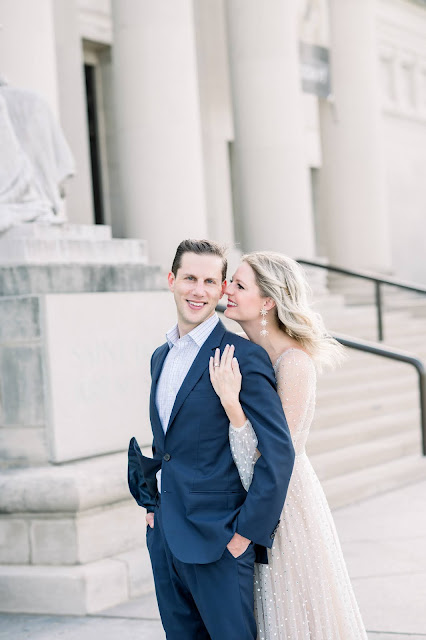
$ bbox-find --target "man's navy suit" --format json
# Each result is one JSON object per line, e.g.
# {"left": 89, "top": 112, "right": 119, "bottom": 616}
{"left": 129, "top": 319, "right": 294, "bottom": 639}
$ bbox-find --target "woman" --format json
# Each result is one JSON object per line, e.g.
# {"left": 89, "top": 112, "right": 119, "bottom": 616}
{"left": 209, "top": 252, "right": 367, "bottom": 640}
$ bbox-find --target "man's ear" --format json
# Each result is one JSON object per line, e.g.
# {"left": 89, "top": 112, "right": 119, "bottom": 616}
{"left": 167, "top": 271, "right": 175, "bottom": 292}
{"left": 220, "top": 280, "right": 227, "bottom": 297}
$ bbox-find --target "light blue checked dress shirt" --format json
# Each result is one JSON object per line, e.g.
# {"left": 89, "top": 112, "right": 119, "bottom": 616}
{"left": 155, "top": 312, "right": 219, "bottom": 492}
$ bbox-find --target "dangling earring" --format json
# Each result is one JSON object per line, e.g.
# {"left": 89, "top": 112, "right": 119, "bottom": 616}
{"left": 260, "top": 306, "right": 269, "bottom": 337}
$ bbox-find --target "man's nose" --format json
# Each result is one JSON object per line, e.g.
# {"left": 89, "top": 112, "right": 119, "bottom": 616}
{"left": 193, "top": 280, "right": 206, "bottom": 296}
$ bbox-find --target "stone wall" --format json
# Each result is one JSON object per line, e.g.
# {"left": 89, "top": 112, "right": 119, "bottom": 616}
{"left": 0, "top": 279, "right": 176, "bottom": 614}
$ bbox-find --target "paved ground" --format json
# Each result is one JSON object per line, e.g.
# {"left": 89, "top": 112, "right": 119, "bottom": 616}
{"left": 1, "top": 480, "right": 425, "bottom": 639}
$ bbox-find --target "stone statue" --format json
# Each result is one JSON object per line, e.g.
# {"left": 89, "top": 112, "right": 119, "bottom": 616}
{"left": 0, "top": 76, "right": 75, "bottom": 233}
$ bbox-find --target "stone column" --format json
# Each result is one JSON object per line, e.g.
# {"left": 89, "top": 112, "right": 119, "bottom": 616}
{"left": 0, "top": 0, "right": 59, "bottom": 115}
{"left": 192, "top": 0, "right": 237, "bottom": 261}
{"left": 225, "top": 0, "right": 315, "bottom": 258}
{"left": 52, "top": 0, "right": 95, "bottom": 225}
{"left": 317, "top": 0, "right": 392, "bottom": 272}
{"left": 110, "top": 0, "right": 208, "bottom": 272}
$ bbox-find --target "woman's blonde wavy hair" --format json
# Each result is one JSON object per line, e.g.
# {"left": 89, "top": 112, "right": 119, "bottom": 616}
{"left": 242, "top": 251, "right": 346, "bottom": 371}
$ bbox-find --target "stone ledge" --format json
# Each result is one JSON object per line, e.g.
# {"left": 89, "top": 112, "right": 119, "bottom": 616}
{"left": 114, "top": 548, "right": 154, "bottom": 599}
{"left": 0, "top": 451, "right": 142, "bottom": 513}
{"left": 0, "top": 264, "right": 162, "bottom": 296}
{"left": 0, "top": 557, "right": 129, "bottom": 614}
{"left": 2, "top": 223, "right": 112, "bottom": 242}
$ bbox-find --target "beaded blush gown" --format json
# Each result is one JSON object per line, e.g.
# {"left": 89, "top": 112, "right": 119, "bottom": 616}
{"left": 229, "top": 348, "right": 368, "bottom": 640}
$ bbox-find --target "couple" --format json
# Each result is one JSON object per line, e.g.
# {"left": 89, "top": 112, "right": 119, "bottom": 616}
{"left": 128, "top": 239, "right": 367, "bottom": 639}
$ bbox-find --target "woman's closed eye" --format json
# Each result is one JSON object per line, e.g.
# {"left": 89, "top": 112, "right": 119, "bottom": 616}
{"left": 230, "top": 278, "right": 244, "bottom": 290}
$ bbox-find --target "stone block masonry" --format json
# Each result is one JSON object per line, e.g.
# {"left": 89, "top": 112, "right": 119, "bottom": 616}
{"left": 0, "top": 258, "right": 176, "bottom": 613}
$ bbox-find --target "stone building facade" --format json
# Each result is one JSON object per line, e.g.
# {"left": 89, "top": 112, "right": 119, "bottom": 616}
{"left": 1, "top": 0, "right": 426, "bottom": 280}
{"left": 1, "top": 0, "right": 426, "bottom": 616}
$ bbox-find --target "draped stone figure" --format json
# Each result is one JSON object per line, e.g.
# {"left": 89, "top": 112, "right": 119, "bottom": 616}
{"left": 0, "top": 77, "right": 75, "bottom": 233}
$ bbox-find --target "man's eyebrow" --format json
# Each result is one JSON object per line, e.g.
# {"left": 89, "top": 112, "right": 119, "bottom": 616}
{"left": 181, "top": 273, "right": 218, "bottom": 281}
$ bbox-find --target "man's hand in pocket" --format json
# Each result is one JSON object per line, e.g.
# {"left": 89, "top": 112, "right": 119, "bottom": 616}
{"left": 146, "top": 512, "right": 155, "bottom": 529}
{"left": 226, "top": 532, "right": 250, "bottom": 558}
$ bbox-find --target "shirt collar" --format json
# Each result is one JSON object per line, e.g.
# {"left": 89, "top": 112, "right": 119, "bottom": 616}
{"left": 166, "top": 313, "right": 219, "bottom": 349}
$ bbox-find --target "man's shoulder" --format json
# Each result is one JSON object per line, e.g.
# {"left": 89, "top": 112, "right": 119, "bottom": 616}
{"left": 151, "top": 342, "right": 168, "bottom": 364}
{"left": 223, "top": 330, "right": 270, "bottom": 360}
{"left": 152, "top": 342, "right": 168, "bottom": 355}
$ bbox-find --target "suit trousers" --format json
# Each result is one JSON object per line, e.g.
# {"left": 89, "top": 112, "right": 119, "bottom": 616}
{"left": 147, "top": 505, "right": 257, "bottom": 640}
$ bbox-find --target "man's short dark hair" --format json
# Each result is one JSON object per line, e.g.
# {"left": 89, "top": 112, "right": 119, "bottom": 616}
{"left": 171, "top": 239, "right": 227, "bottom": 281}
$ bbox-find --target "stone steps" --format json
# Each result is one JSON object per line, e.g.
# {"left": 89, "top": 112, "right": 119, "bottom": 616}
{"left": 2, "top": 223, "right": 113, "bottom": 241}
{"left": 317, "top": 370, "right": 415, "bottom": 403}
{"left": 0, "top": 223, "right": 148, "bottom": 265}
{"left": 323, "top": 453, "right": 426, "bottom": 510}
{"left": 315, "top": 388, "right": 417, "bottom": 427}
{"left": 318, "top": 358, "right": 413, "bottom": 388}
{"left": 303, "top": 274, "right": 426, "bottom": 509}
{"left": 311, "top": 430, "right": 421, "bottom": 482}
{"left": 0, "top": 237, "right": 148, "bottom": 265}
{"left": 308, "top": 408, "right": 419, "bottom": 455}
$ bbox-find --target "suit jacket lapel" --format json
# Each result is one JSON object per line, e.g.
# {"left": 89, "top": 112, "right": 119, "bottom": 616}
{"left": 150, "top": 343, "right": 169, "bottom": 442}
{"left": 166, "top": 320, "right": 226, "bottom": 433}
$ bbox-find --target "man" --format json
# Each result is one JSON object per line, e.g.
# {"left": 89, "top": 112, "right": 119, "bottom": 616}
{"left": 128, "top": 239, "right": 294, "bottom": 639}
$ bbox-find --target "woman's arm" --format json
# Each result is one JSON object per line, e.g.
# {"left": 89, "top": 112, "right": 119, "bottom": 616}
{"left": 209, "top": 344, "right": 260, "bottom": 490}
{"left": 209, "top": 344, "right": 246, "bottom": 426}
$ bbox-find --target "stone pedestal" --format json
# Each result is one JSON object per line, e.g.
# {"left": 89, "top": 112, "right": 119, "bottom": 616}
{"left": 0, "top": 223, "right": 148, "bottom": 265}
{"left": 0, "top": 223, "right": 175, "bottom": 614}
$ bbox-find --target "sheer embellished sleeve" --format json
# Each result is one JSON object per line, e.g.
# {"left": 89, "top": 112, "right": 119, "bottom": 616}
{"left": 275, "top": 349, "right": 316, "bottom": 452}
{"left": 229, "top": 420, "right": 260, "bottom": 491}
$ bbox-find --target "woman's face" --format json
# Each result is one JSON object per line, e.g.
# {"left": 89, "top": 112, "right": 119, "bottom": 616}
{"left": 224, "top": 261, "right": 267, "bottom": 323}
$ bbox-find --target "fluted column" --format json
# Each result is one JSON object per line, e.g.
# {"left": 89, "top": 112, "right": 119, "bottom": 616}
{"left": 317, "top": 0, "right": 392, "bottom": 271}
{"left": 0, "top": 0, "right": 59, "bottom": 115}
{"left": 225, "top": 0, "right": 315, "bottom": 258}
{"left": 111, "top": 0, "right": 208, "bottom": 271}
{"left": 52, "top": 0, "right": 94, "bottom": 224}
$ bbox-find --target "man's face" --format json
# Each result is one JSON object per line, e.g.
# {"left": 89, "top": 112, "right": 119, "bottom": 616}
{"left": 168, "top": 252, "right": 226, "bottom": 335}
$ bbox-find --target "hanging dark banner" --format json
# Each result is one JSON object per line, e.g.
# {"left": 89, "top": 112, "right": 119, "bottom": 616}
{"left": 299, "top": 42, "right": 331, "bottom": 98}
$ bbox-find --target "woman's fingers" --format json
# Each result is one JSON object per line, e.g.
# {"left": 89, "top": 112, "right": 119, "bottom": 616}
{"left": 227, "top": 344, "right": 235, "bottom": 368}
{"left": 212, "top": 345, "right": 238, "bottom": 375}
{"left": 231, "top": 356, "right": 240, "bottom": 377}
{"left": 221, "top": 344, "right": 235, "bottom": 369}
{"left": 214, "top": 347, "right": 220, "bottom": 367}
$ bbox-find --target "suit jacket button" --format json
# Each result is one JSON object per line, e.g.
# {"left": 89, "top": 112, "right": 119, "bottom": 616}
{"left": 163, "top": 453, "right": 171, "bottom": 461}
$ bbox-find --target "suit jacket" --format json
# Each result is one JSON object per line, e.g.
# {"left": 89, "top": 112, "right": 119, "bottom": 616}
{"left": 128, "top": 319, "right": 295, "bottom": 564}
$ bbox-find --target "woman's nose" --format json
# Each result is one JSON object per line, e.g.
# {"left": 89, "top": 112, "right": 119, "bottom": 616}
{"left": 224, "top": 282, "right": 233, "bottom": 295}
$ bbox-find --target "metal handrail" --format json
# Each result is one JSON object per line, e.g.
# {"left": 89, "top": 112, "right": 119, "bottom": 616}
{"left": 216, "top": 304, "right": 426, "bottom": 456}
{"left": 297, "top": 259, "right": 426, "bottom": 342}
{"left": 333, "top": 333, "right": 426, "bottom": 456}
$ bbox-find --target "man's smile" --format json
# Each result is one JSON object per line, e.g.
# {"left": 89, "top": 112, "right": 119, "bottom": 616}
{"left": 186, "top": 300, "right": 207, "bottom": 310}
